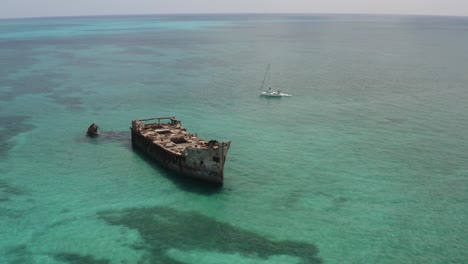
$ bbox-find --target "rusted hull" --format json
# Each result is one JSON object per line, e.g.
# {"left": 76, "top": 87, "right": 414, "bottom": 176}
{"left": 131, "top": 128, "right": 230, "bottom": 185}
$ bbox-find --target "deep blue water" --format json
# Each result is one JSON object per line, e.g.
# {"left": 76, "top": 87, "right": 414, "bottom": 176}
{"left": 1, "top": 14, "right": 468, "bottom": 264}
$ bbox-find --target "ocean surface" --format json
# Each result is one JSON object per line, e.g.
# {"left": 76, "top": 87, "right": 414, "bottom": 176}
{"left": 1, "top": 13, "right": 467, "bottom": 264}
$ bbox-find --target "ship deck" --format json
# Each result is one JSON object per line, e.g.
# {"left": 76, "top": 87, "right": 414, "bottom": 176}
{"left": 135, "top": 119, "right": 215, "bottom": 156}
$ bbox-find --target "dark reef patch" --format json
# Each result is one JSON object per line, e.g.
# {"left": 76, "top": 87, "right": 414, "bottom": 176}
{"left": 0, "top": 115, "right": 35, "bottom": 158}
{"left": 6, "top": 244, "right": 33, "bottom": 264}
{"left": 52, "top": 50, "right": 101, "bottom": 67}
{"left": 0, "top": 179, "right": 25, "bottom": 199}
{"left": 333, "top": 196, "right": 349, "bottom": 205}
{"left": 47, "top": 93, "right": 84, "bottom": 112}
{"left": 54, "top": 252, "right": 110, "bottom": 264}
{"left": 0, "top": 41, "right": 85, "bottom": 110}
{"left": 119, "top": 46, "right": 163, "bottom": 56}
{"left": 99, "top": 206, "right": 322, "bottom": 264}
{"left": 0, "top": 179, "right": 27, "bottom": 218}
{"left": 140, "top": 80, "right": 181, "bottom": 86}
{"left": 0, "top": 207, "right": 24, "bottom": 219}
{"left": 0, "top": 42, "right": 38, "bottom": 80}
{"left": 0, "top": 71, "right": 65, "bottom": 102}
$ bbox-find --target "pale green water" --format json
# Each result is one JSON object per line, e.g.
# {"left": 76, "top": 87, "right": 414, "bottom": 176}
{"left": 1, "top": 14, "right": 468, "bottom": 264}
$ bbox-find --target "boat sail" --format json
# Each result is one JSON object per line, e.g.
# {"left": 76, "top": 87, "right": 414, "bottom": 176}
{"left": 259, "top": 64, "right": 292, "bottom": 97}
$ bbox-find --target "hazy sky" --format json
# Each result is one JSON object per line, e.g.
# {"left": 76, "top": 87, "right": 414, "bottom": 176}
{"left": 1, "top": 0, "right": 467, "bottom": 19}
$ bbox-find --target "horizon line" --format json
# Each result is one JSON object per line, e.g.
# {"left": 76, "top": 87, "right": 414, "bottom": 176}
{"left": 1, "top": 11, "right": 467, "bottom": 21}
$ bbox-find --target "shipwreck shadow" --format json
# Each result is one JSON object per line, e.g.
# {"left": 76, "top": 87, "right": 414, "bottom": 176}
{"left": 76, "top": 130, "right": 222, "bottom": 195}
{"left": 75, "top": 131, "right": 132, "bottom": 150}
{"left": 131, "top": 146, "right": 223, "bottom": 196}
{"left": 99, "top": 206, "right": 322, "bottom": 264}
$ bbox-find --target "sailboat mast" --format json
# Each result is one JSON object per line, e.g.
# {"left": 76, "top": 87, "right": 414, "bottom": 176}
{"left": 260, "top": 64, "right": 270, "bottom": 91}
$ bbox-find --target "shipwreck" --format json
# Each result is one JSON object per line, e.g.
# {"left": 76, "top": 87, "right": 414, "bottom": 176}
{"left": 130, "top": 117, "right": 231, "bottom": 184}
{"left": 86, "top": 123, "right": 99, "bottom": 137}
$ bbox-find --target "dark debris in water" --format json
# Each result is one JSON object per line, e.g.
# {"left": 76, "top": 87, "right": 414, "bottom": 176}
{"left": 98, "top": 206, "right": 323, "bottom": 264}
{"left": 54, "top": 252, "right": 110, "bottom": 264}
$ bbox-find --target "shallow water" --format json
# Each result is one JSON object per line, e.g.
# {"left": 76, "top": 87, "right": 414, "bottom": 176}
{"left": 1, "top": 14, "right": 467, "bottom": 263}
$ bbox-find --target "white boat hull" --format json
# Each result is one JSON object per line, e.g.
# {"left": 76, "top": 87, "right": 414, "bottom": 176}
{"left": 260, "top": 91, "right": 292, "bottom": 97}
{"left": 259, "top": 64, "right": 292, "bottom": 97}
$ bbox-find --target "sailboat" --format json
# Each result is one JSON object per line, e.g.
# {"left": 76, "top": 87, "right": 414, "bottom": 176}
{"left": 259, "top": 64, "right": 292, "bottom": 97}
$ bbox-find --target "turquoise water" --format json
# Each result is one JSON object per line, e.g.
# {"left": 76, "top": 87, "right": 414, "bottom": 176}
{"left": 1, "top": 14, "right": 468, "bottom": 263}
